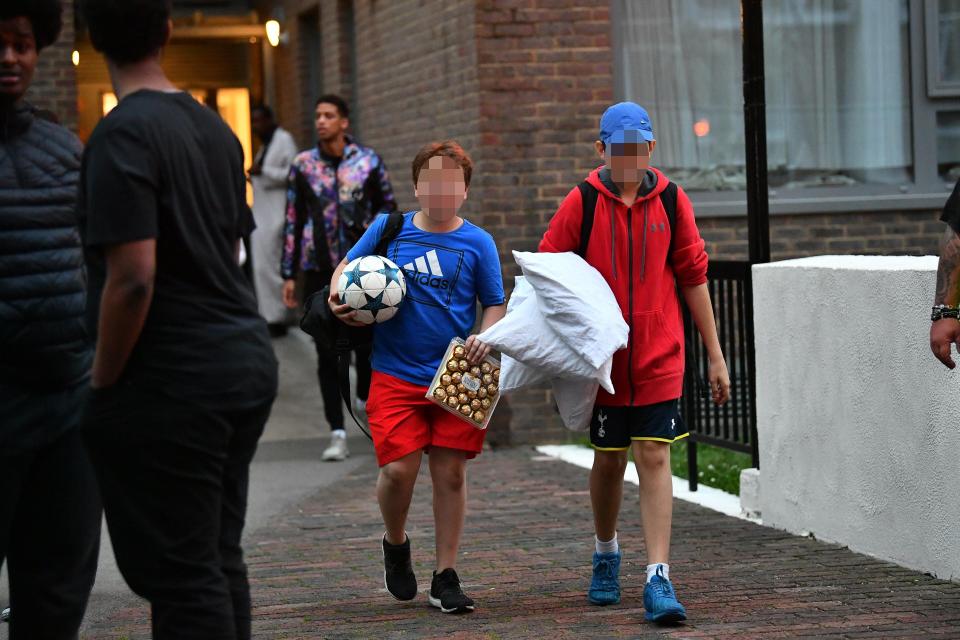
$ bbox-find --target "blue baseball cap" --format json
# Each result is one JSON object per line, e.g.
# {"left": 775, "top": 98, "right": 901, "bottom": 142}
{"left": 599, "top": 102, "right": 655, "bottom": 145}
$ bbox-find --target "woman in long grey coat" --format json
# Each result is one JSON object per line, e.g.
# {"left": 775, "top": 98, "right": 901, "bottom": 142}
{"left": 250, "top": 105, "right": 297, "bottom": 334}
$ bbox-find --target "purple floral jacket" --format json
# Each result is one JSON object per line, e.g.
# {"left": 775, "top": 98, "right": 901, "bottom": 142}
{"left": 281, "top": 136, "right": 396, "bottom": 278}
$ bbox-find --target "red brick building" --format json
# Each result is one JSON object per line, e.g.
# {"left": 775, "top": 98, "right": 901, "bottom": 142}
{"left": 29, "top": 0, "right": 960, "bottom": 443}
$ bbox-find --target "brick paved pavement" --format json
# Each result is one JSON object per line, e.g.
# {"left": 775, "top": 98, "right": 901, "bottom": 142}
{"left": 84, "top": 448, "right": 960, "bottom": 639}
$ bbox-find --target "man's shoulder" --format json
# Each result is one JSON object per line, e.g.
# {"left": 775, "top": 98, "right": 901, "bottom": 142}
{"left": 346, "top": 141, "right": 383, "bottom": 165}
{"left": 459, "top": 219, "right": 498, "bottom": 248}
{"left": 292, "top": 147, "right": 319, "bottom": 168}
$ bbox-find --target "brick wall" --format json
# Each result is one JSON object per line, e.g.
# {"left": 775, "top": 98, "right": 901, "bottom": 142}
{"left": 25, "top": 0, "right": 77, "bottom": 131}
{"left": 471, "top": 0, "right": 613, "bottom": 444}
{"left": 697, "top": 210, "right": 944, "bottom": 262}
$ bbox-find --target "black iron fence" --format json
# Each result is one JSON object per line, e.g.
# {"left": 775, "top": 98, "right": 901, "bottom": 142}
{"left": 681, "top": 260, "right": 759, "bottom": 491}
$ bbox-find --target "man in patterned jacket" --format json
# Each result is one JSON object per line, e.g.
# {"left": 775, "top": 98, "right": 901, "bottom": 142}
{"left": 282, "top": 93, "right": 397, "bottom": 461}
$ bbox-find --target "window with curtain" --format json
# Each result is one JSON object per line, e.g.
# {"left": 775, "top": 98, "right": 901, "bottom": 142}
{"left": 615, "top": 0, "right": 914, "bottom": 192}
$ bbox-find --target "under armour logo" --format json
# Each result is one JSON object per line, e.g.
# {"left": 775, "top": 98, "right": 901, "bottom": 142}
{"left": 597, "top": 411, "right": 608, "bottom": 438}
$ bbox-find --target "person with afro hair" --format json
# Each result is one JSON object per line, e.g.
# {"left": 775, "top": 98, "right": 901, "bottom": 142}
{"left": 1, "top": 1, "right": 103, "bottom": 638}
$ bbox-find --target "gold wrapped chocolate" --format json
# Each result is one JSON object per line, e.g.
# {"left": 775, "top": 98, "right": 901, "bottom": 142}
{"left": 446, "top": 384, "right": 457, "bottom": 396}
{"left": 457, "top": 383, "right": 466, "bottom": 393}
{"left": 441, "top": 374, "right": 453, "bottom": 386}
{"left": 458, "top": 359, "right": 470, "bottom": 372}
{"left": 487, "top": 384, "right": 498, "bottom": 396}
{"left": 446, "top": 359, "right": 459, "bottom": 372}
{"left": 481, "top": 362, "right": 492, "bottom": 374}
{"left": 470, "top": 399, "right": 481, "bottom": 410}
{"left": 481, "top": 398, "right": 492, "bottom": 409}
{"left": 472, "top": 410, "right": 485, "bottom": 423}
{"left": 434, "top": 387, "right": 447, "bottom": 400}
{"left": 469, "top": 366, "right": 481, "bottom": 377}
{"left": 459, "top": 404, "right": 473, "bottom": 417}
{"left": 478, "top": 387, "right": 487, "bottom": 399}
{"left": 467, "top": 390, "right": 477, "bottom": 400}
{"left": 457, "top": 393, "right": 469, "bottom": 405}
{"left": 451, "top": 372, "right": 463, "bottom": 384}
{"left": 446, "top": 396, "right": 458, "bottom": 408}
{"left": 493, "top": 368, "right": 500, "bottom": 381}
{"left": 453, "top": 345, "right": 466, "bottom": 358}
{"left": 482, "top": 373, "right": 493, "bottom": 385}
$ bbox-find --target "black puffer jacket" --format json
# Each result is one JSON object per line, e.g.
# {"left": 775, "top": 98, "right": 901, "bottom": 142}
{"left": 0, "top": 103, "right": 91, "bottom": 392}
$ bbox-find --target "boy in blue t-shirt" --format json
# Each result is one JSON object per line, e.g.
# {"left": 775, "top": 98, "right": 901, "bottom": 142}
{"left": 328, "top": 141, "right": 506, "bottom": 613}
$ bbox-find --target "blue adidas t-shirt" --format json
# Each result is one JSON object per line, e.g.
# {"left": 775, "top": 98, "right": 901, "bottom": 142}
{"left": 346, "top": 211, "right": 505, "bottom": 386}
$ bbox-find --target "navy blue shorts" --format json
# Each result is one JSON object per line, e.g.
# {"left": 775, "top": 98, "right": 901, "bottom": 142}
{"left": 589, "top": 399, "right": 689, "bottom": 450}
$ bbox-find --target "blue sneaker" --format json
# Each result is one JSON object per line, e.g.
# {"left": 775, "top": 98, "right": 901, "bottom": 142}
{"left": 588, "top": 550, "right": 621, "bottom": 605}
{"left": 643, "top": 565, "right": 687, "bottom": 623}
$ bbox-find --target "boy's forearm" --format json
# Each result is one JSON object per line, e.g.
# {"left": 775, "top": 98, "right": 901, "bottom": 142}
{"left": 329, "top": 258, "right": 350, "bottom": 292}
{"left": 680, "top": 284, "right": 723, "bottom": 360}
{"left": 935, "top": 226, "right": 960, "bottom": 307}
{"left": 479, "top": 304, "right": 506, "bottom": 333}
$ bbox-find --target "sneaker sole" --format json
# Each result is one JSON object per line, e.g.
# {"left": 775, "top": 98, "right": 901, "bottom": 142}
{"left": 321, "top": 452, "right": 349, "bottom": 462}
{"left": 381, "top": 539, "right": 417, "bottom": 602}
{"left": 428, "top": 594, "right": 474, "bottom": 614}
{"left": 644, "top": 609, "right": 687, "bottom": 623}
{"left": 588, "top": 594, "right": 620, "bottom": 606}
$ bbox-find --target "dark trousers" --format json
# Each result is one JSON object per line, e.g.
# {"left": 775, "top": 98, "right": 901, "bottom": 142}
{"left": 0, "top": 428, "right": 101, "bottom": 640}
{"left": 82, "top": 383, "right": 273, "bottom": 640}
{"left": 302, "top": 269, "right": 372, "bottom": 430}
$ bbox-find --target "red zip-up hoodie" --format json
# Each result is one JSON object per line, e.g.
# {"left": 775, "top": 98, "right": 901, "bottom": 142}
{"left": 538, "top": 166, "right": 708, "bottom": 407}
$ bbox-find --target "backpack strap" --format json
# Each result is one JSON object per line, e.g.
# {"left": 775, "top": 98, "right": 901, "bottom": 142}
{"left": 576, "top": 181, "right": 599, "bottom": 258}
{"left": 374, "top": 210, "right": 405, "bottom": 257}
{"left": 659, "top": 181, "right": 678, "bottom": 265}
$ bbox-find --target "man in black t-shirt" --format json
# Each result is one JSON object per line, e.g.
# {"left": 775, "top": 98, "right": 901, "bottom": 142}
{"left": 77, "top": 1, "right": 278, "bottom": 638}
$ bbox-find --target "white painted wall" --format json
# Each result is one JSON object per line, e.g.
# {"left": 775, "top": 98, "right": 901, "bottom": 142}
{"left": 753, "top": 255, "right": 960, "bottom": 581}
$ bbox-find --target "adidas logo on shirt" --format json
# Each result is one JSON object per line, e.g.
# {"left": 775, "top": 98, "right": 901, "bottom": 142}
{"left": 403, "top": 249, "right": 450, "bottom": 290}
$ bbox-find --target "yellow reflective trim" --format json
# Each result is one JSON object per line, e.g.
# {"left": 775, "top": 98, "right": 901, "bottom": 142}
{"left": 591, "top": 444, "right": 630, "bottom": 452}
{"left": 630, "top": 432, "right": 691, "bottom": 444}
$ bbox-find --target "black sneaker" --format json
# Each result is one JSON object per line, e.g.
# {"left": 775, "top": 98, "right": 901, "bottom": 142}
{"left": 429, "top": 568, "right": 475, "bottom": 614}
{"left": 382, "top": 534, "right": 417, "bottom": 601}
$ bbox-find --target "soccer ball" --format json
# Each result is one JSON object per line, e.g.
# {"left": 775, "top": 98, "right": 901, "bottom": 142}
{"left": 337, "top": 255, "right": 407, "bottom": 325}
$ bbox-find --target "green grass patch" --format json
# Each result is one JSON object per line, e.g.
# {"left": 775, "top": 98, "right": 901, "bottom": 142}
{"left": 570, "top": 436, "right": 752, "bottom": 496}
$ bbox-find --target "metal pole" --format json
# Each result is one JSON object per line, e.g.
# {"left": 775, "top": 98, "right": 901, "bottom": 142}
{"left": 741, "top": 0, "right": 769, "bottom": 469}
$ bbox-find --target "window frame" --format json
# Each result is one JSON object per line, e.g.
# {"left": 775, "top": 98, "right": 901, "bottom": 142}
{"left": 925, "top": 0, "right": 960, "bottom": 97}
{"left": 611, "top": 0, "right": 960, "bottom": 217}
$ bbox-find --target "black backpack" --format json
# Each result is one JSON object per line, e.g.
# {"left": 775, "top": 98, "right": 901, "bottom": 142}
{"left": 575, "top": 180, "right": 678, "bottom": 260}
{"left": 299, "top": 210, "right": 406, "bottom": 436}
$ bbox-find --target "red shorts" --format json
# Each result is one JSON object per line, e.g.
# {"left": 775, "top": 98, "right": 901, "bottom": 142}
{"left": 366, "top": 370, "right": 487, "bottom": 467}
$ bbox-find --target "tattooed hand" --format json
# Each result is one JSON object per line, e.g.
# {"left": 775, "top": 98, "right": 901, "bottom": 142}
{"left": 931, "top": 225, "right": 960, "bottom": 368}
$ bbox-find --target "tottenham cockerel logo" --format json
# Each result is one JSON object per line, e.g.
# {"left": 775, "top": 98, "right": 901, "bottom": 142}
{"left": 597, "top": 411, "right": 608, "bottom": 438}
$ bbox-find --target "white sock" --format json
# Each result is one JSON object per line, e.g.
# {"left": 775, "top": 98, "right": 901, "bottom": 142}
{"left": 595, "top": 533, "right": 619, "bottom": 555}
{"left": 647, "top": 563, "right": 669, "bottom": 583}
{"left": 331, "top": 428, "right": 347, "bottom": 439}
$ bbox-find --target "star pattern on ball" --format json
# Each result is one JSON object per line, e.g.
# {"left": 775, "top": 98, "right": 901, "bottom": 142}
{"left": 381, "top": 262, "right": 404, "bottom": 287}
{"left": 361, "top": 291, "right": 390, "bottom": 319}
{"left": 343, "top": 262, "right": 368, "bottom": 290}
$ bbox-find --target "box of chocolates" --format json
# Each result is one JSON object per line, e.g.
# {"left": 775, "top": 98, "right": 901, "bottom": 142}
{"left": 425, "top": 337, "right": 501, "bottom": 430}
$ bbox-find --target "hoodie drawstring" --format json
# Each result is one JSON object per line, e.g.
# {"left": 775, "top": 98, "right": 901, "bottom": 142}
{"left": 640, "top": 200, "right": 648, "bottom": 282}
{"left": 610, "top": 198, "right": 617, "bottom": 280}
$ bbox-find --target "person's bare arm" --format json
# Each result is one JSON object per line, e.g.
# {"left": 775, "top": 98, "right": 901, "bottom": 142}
{"left": 465, "top": 304, "right": 507, "bottom": 364}
{"left": 681, "top": 283, "right": 731, "bottom": 405}
{"left": 91, "top": 239, "right": 156, "bottom": 388}
{"left": 327, "top": 257, "right": 365, "bottom": 327}
{"left": 930, "top": 226, "right": 960, "bottom": 368}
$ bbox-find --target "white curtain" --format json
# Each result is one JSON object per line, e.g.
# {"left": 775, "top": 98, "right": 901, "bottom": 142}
{"left": 618, "top": 0, "right": 912, "bottom": 189}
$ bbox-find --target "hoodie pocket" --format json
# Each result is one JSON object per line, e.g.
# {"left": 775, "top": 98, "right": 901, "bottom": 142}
{"left": 630, "top": 310, "right": 683, "bottom": 383}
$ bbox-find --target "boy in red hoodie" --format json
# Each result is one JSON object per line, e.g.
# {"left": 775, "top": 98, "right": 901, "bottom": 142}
{"left": 539, "top": 102, "right": 731, "bottom": 623}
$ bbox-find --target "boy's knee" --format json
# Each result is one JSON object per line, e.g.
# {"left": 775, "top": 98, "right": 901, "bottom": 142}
{"left": 593, "top": 450, "right": 628, "bottom": 474}
{"left": 380, "top": 461, "right": 417, "bottom": 487}
{"left": 432, "top": 462, "right": 465, "bottom": 492}
{"left": 635, "top": 441, "right": 669, "bottom": 469}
